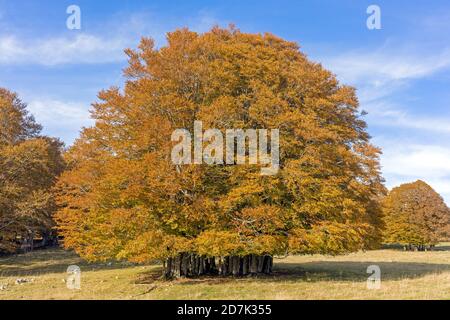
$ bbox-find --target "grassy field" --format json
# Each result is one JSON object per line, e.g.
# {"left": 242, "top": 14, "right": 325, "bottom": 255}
{"left": 1, "top": 245, "right": 450, "bottom": 300}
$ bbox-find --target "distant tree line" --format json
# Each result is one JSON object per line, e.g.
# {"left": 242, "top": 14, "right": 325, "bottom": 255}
{"left": 0, "top": 88, "right": 64, "bottom": 254}
{"left": 382, "top": 180, "right": 450, "bottom": 251}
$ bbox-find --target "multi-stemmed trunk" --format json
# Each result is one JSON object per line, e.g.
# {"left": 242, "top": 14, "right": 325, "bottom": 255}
{"left": 164, "top": 253, "right": 217, "bottom": 278}
{"left": 403, "top": 244, "right": 434, "bottom": 251}
{"left": 164, "top": 253, "right": 273, "bottom": 278}
{"left": 216, "top": 255, "right": 273, "bottom": 276}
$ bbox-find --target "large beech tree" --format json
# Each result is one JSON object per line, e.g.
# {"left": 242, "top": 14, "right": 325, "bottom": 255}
{"left": 383, "top": 180, "right": 450, "bottom": 250}
{"left": 55, "top": 27, "right": 385, "bottom": 277}
{"left": 0, "top": 88, "right": 65, "bottom": 252}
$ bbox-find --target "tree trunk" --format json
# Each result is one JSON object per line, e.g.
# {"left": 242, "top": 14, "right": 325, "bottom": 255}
{"left": 232, "top": 256, "right": 240, "bottom": 276}
{"left": 41, "top": 233, "right": 48, "bottom": 247}
{"left": 405, "top": 244, "right": 432, "bottom": 251}
{"left": 164, "top": 253, "right": 215, "bottom": 278}
{"left": 242, "top": 256, "right": 249, "bottom": 275}
{"left": 250, "top": 254, "right": 258, "bottom": 274}
{"left": 164, "top": 253, "right": 273, "bottom": 278}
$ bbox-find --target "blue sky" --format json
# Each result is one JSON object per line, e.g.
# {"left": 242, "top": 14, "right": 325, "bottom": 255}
{"left": 1, "top": 0, "right": 450, "bottom": 202}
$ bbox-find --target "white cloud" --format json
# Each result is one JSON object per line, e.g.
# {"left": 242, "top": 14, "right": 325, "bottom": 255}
{"left": 382, "top": 144, "right": 450, "bottom": 179}
{"left": 28, "top": 99, "right": 91, "bottom": 125}
{"left": 27, "top": 99, "right": 93, "bottom": 144}
{"left": 319, "top": 44, "right": 450, "bottom": 204}
{"left": 380, "top": 142, "right": 450, "bottom": 204}
{"left": 0, "top": 34, "right": 128, "bottom": 66}
{"left": 320, "top": 45, "right": 450, "bottom": 104}
{"left": 324, "top": 47, "right": 450, "bottom": 86}
{"left": 365, "top": 101, "right": 450, "bottom": 135}
{"left": 0, "top": 11, "right": 223, "bottom": 66}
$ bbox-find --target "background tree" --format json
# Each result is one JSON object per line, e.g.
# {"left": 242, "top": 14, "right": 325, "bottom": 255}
{"left": 0, "top": 88, "right": 65, "bottom": 253}
{"left": 55, "top": 26, "right": 385, "bottom": 277}
{"left": 382, "top": 180, "right": 450, "bottom": 250}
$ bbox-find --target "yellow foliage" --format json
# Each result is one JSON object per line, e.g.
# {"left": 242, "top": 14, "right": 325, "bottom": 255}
{"left": 55, "top": 26, "right": 385, "bottom": 262}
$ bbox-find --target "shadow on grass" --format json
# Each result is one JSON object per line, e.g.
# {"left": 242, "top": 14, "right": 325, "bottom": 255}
{"left": 0, "top": 248, "right": 134, "bottom": 277}
{"left": 3, "top": 247, "right": 450, "bottom": 285}
{"left": 273, "top": 261, "right": 450, "bottom": 282}
{"left": 382, "top": 243, "right": 450, "bottom": 251}
{"left": 161, "top": 260, "right": 450, "bottom": 286}
{"left": 435, "top": 245, "right": 450, "bottom": 251}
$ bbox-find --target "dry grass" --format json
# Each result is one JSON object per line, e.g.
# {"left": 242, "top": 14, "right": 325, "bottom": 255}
{"left": 1, "top": 244, "right": 450, "bottom": 300}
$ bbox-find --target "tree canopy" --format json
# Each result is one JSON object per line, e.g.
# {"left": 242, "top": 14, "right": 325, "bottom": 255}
{"left": 383, "top": 180, "right": 450, "bottom": 248}
{"left": 55, "top": 27, "right": 385, "bottom": 276}
{"left": 0, "top": 88, "right": 65, "bottom": 252}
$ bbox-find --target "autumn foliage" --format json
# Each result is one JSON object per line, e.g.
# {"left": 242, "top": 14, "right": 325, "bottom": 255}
{"left": 382, "top": 180, "right": 450, "bottom": 250}
{"left": 0, "top": 88, "right": 65, "bottom": 252}
{"left": 55, "top": 27, "right": 385, "bottom": 277}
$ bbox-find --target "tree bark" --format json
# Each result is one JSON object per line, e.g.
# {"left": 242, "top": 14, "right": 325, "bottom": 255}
{"left": 164, "top": 253, "right": 215, "bottom": 278}
{"left": 164, "top": 253, "right": 273, "bottom": 278}
{"left": 242, "top": 256, "right": 249, "bottom": 275}
{"left": 403, "top": 244, "right": 433, "bottom": 251}
{"left": 250, "top": 254, "right": 258, "bottom": 274}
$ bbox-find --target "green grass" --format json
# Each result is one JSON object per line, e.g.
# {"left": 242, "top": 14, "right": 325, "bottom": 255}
{"left": 1, "top": 244, "right": 450, "bottom": 300}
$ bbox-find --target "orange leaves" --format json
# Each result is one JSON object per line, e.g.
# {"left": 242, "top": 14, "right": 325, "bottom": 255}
{"left": 0, "top": 88, "right": 65, "bottom": 252}
{"left": 119, "top": 230, "right": 193, "bottom": 262}
{"left": 194, "top": 230, "right": 242, "bottom": 257}
{"left": 0, "top": 88, "right": 42, "bottom": 145}
{"left": 55, "top": 26, "right": 386, "bottom": 262}
{"left": 382, "top": 180, "right": 450, "bottom": 246}
{"left": 232, "top": 205, "right": 285, "bottom": 236}
{"left": 288, "top": 222, "right": 369, "bottom": 255}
